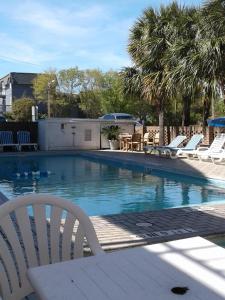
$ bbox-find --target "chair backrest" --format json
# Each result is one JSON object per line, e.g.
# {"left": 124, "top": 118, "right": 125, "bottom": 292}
{"left": 0, "top": 131, "right": 13, "bottom": 145}
{"left": 118, "top": 133, "right": 131, "bottom": 139}
{"left": 17, "top": 131, "right": 30, "bottom": 144}
{"left": 167, "top": 135, "right": 187, "bottom": 148}
{"left": 132, "top": 133, "right": 141, "bottom": 142}
{"left": 0, "top": 194, "right": 103, "bottom": 300}
{"left": 154, "top": 132, "right": 159, "bottom": 143}
{"left": 184, "top": 134, "right": 204, "bottom": 150}
{"left": 143, "top": 132, "right": 150, "bottom": 142}
{"left": 209, "top": 133, "right": 225, "bottom": 152}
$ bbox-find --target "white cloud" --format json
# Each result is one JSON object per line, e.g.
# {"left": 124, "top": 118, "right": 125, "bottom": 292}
{"left": 0, "top": 0, "right": 134, "bottom": 72}
{"left": 6, "top": 1, "right": 108, "bottom": 38}
{"left": 0, "top": 32, "right": 56, "bottom": 66}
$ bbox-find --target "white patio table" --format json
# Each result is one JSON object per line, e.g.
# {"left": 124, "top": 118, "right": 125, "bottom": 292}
{"left": 28, "top": 237, "right": 225, "bottom": 300}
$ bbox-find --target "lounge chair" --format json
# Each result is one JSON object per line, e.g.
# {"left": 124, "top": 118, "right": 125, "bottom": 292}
{"left": 196, "top": 133, "right": 225, "bottom": 162}
{"left": 144, "top": 135, "right": 186, "bottom": 155}
{"left": 175, "top": 134, "right": 204, "bottom": 158}
{"left": 17, "top": 130, "right": 38, "bottom": 151}
{"left": 0, "top": 194, "right": 104, "bottom": 299}
{"left": 210, "top": 150, "right": 225, "bottom": 164}
{"left": 0, "top": 131, "right": 18, "bottom": 151}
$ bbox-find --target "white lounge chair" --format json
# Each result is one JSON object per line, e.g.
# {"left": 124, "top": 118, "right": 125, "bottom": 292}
{"left": 210, "top": 149, "right": 225, "bottom": 163}
{"left": 175, "top": 134, "right": 204, "bottom": 158}
{"left": 0, "top": 194, "right": 104, "bottom": 300}
{"left": 196, "top": 133, "right": 225, "bottom": 162}
{"left": 144, "top": 135, "right": 186, "bottom": 154}
{"left": 164, "top": 134, "right": 204, "bottom": 159}
{"left": 0, "top": 131, "right": 18, "bottom": 151}
{"left": 17, "top": 131, "right": 38, "bottom": 151}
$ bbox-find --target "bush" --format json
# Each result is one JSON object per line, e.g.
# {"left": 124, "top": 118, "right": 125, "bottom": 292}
{"left": 12, "top": 98, "right": 35, "bottom": 121}
{"left": 101, "top": 125, "right": 120, "bottom": 140}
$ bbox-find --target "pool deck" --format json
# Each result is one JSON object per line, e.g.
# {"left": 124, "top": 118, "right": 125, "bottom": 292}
{"left": 91, "top": 204, "right": 225, "bottom": 250}
{"left": 1, "top": 150, "right": 225, "bottom": 250}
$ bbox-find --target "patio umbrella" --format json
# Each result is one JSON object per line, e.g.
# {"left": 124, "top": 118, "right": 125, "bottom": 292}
{"left": 207, "top": 117, "right": 225, "bottom": 127}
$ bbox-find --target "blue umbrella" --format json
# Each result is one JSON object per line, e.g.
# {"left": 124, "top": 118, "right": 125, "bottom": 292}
{"left": 207, "top": 117, "right": 225, "bottom": 127}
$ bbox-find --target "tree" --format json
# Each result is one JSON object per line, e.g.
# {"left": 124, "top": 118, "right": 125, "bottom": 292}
{"left": 128, "top": 5, "right": 179, "bottom": 145}
{"left": 58, "top": 67, "right": 84, "bottom": 99}
{"left": 12, "top": 98, "right": 35, "bottom": 121}
{"left": 79, "top": 69, "right": 104, "bottom": 118}
{"left": 162, "top": 4, "right": 199, "bottom": 126}
{"left": 120, "top": 67, "right": 152, "bottom": 122}
{"left": 199, "top": 0, "right": 225, "bottom": 119}
{"left": 32, "top": 70, "right": 57, "bottom": 117}
{"left": 99, "top": 71, "right": 128, "bottom": 113}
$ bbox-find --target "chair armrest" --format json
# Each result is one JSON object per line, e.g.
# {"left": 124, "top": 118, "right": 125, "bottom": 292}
{"left": 196, "top": 147, "right": 209, "bottom": 151}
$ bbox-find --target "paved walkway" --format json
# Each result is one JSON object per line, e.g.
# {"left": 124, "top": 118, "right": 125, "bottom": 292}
{"left": 91, "top": 204, "right": 225, "bottom": 250}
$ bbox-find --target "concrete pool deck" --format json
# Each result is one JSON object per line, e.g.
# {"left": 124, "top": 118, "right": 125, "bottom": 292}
{"left": 1, "top": 150, "right": 225, "bottom": 250}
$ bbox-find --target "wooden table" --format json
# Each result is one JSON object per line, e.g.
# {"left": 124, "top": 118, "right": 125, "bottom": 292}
{"left": 119, "top": 134, "right": 132, "bottom": 151}
{"left": 28, "top": 237, "right": 225, "bottom": 300}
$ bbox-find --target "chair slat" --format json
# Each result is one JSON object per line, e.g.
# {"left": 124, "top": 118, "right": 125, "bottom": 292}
{"left": 0, "top": 216, "right": 28, "bottom": 288}
{"left": 0, "top": 234, "right": 20, "bottom": 297}
{"left": 61, "top": 213, "right": 76, "bottom": 261}
{"left": 33, "top": 204, "right": 50, "bottom": 265}
{"left": 50, "top": 207, "right": 63, "bottom": 263}
{"left": 73, "top": 224, "right": 84, "bottom": 258}
{"left": 15, "top": 207, "right": 38, "bottom": 268}
{"left": 17, "top": 131, "right": 30, "bottom": 144}
{"left": 0, "top": 261, "right": 11, "bottom": 300}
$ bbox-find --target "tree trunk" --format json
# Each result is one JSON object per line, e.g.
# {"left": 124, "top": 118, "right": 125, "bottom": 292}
{"left": 182, "top": 95, "right": 191, "bottom": 126}
{"left": 203, "top": 96, "right": 211, "bottom": 127}
{"left": 158, "top": 98, "right": 164, "bottom": 146}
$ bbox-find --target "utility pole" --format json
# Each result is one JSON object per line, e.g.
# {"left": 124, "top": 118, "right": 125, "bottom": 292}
{"left": 47, "top": 80, "right": 55, "bottom": 118}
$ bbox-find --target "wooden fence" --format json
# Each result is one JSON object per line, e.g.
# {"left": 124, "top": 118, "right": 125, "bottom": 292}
{"left": 135, "top": 125, "right": 225, "bottom": 145}
{"left": 0, "top": 122, "right": 38, "bottom": 143}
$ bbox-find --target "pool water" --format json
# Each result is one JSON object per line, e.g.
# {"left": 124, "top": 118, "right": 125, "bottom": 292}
{"left": 207, "top": 235, "right": 225, "bottom": 248}
{"left": 0, "top": 155, "right": 225, "bottom": 216}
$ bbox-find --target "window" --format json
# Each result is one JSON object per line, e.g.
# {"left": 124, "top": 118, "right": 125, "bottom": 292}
{"left": 84, "top": 129, "right": 92, "bottom": 141}
{"left": 103, "top": 114, "right": 114, "bottom": 120}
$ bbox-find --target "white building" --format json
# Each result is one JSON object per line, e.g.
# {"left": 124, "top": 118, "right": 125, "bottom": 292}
{"left": 38, "top": 118, "right": 136, "bottom": 151}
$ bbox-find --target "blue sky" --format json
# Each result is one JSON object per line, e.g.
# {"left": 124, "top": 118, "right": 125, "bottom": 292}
{"left": 0, "top": 0, "right": 202, "bottom": 77}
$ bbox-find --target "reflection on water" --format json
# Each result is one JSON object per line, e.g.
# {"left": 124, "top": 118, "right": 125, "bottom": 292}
{"left": 0, "top": 155, "right": 225, "bottom": 216}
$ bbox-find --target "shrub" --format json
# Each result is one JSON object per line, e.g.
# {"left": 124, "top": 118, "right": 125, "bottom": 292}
{"left": 12, "top": 98, "right": 35, "bottom": 121}
{"left": 101, "top": 125, "right": 120, "bottom": 140}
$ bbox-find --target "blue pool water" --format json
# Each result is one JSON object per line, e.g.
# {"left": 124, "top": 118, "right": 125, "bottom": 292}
{"left": 0, "top": 154, "right": 225, "bottom": 216}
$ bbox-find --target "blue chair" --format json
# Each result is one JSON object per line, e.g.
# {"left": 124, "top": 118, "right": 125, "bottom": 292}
{"left": 17, "top": 131, "right": 38, "bottom": 151}
{"left": 0, "top": 131, "right": 18, "bottom": 151}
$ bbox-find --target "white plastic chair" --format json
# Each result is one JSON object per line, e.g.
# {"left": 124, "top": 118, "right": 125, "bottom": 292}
{"left": 210, "top": 149, "right": 225, "bottom": 163}
{"left": 0, "top": 194, "right": 104, "bottom": 300}
{"left": 196, "top": 133, "right": 225, "bottom": 161}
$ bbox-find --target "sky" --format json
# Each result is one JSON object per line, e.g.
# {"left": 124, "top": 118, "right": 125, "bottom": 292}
{"left": 0, "top": 0, "right": 203, "bottom": 77}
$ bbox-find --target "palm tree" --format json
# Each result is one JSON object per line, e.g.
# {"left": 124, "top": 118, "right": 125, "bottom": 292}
{"left": 162, "top": 5, "right": 199, "bottom": 126}
{"left": 127, "top": 3, "right": 200, "bottom": 143}
{"left": 199, "top": 0, "right": 225, "bottom": 117}
{"left": 127, "top": 5, "right": 177, "bottom": 145}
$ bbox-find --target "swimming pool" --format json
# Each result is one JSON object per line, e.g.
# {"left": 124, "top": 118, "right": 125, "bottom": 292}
{"left": 0, "top": 154, "right": 225, "bottom": 216}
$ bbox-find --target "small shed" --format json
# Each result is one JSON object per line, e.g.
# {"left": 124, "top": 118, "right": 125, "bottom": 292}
{"left": 38, "top": 118, "right": 136, "bottom": 151}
